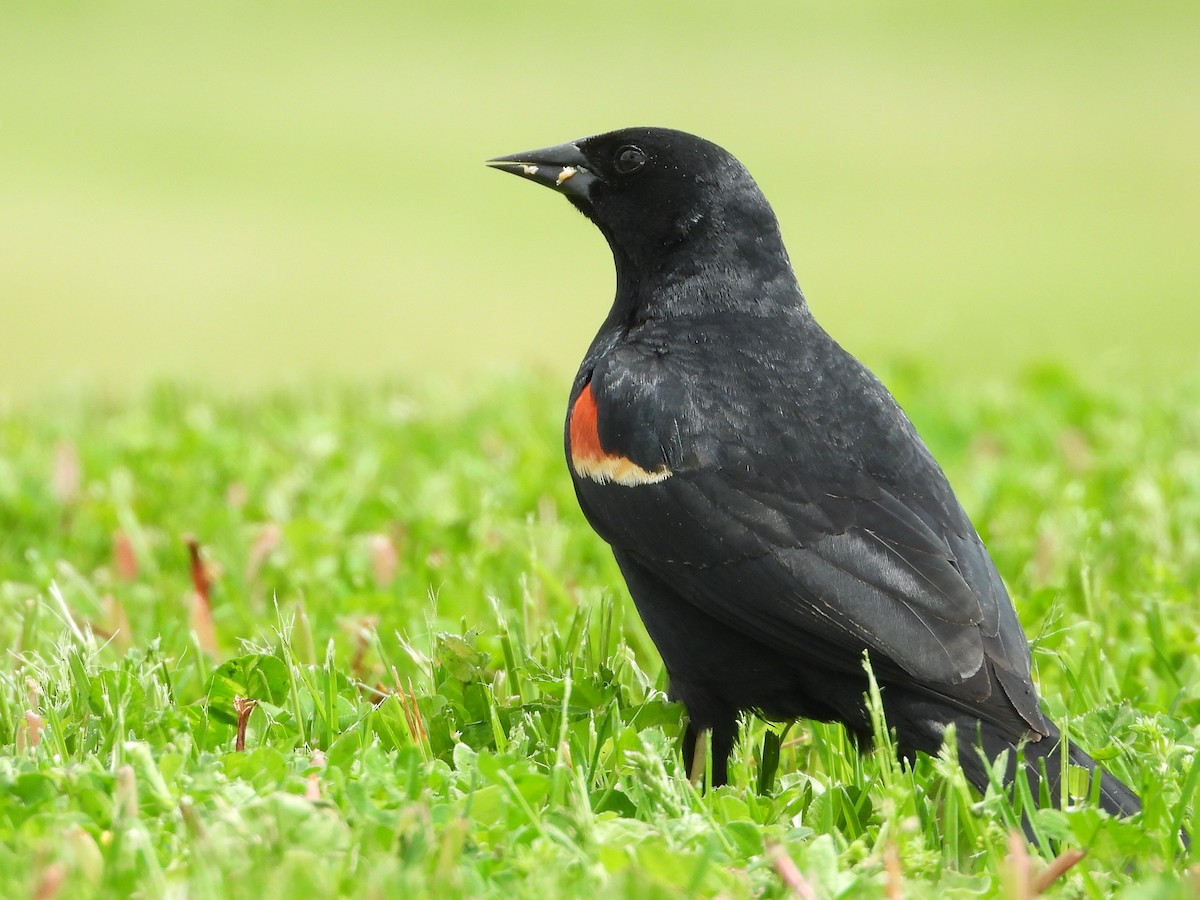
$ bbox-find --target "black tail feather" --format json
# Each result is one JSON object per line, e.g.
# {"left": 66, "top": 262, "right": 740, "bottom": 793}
{"left": 885, "top": 692, "right": 1154, "bottom": 842}
{"left": 885, "top": 692, "right": 1142, "bottom": 820}
{"left": 894, "top": 700, "right": 1194, "bottom": 850}
{"left": 994, "top": 721, "right": 1140, "bottom": 817}
{"left": 961, "top": 717, "right": 1200, "bottom": 850}
{"left": 955, "top": 717, "right": 1141, "bottom": 818}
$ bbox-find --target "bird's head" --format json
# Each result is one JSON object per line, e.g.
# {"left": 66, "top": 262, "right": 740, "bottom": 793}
{"left": 488, "top": 127, "right": 785, "bottom": 279}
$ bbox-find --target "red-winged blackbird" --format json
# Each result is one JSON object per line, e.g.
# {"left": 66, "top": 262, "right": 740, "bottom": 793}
{"left": 487, "top": 127, "right": 1141, "bottom": 820}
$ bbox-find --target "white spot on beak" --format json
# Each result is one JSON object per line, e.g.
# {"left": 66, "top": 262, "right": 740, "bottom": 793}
{"left": 556, "top": 166, "right": 577, "bottom": 186}
{"left": 521, "top": 164, "right": 539, "bottom": 176}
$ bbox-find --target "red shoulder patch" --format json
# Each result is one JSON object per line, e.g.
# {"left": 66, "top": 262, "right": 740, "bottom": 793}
{"left": 568, "top": 382, "right": 672, "bottom": 486}
{"left": 569, "top": 383, "right": 605, "bottom": 462}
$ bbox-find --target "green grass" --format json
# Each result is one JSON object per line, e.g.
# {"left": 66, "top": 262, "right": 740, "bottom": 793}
{"left": 1, "top": 366, "right": 1197, "bottom": 897}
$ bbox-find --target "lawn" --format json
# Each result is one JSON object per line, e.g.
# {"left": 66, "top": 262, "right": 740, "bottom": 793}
{"left": 1, "top": 366, "right": 1196, "bottom": 897}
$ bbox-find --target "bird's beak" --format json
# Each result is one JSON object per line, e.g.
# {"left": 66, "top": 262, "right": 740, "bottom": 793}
{"left": 486, "top": 141, "right": 596, "bottom": 200}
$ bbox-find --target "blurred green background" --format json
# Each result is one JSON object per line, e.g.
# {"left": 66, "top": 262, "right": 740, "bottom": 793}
{"left": 2, "top": 1, "right": 1197, "bottom": 402}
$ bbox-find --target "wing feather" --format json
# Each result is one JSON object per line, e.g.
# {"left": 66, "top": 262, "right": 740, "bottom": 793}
{"left": 578, "top": 464, "right": 1035, "bottom": 709}
{"left": 571, "top": 322, "right": 1046, "bottom": 732}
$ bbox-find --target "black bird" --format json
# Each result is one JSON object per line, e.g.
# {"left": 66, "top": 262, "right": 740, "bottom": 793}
{"left": 487, "top": 127, "right": 1141, "bottom": 820}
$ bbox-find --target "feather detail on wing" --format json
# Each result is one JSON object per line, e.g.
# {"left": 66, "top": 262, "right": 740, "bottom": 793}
{"left": 575, "top": 465, "right": 1046, "bottom": 733}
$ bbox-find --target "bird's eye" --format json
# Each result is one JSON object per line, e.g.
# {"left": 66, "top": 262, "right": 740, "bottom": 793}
{"left": 613, "top": 145, "right": 647, "bottom": 175}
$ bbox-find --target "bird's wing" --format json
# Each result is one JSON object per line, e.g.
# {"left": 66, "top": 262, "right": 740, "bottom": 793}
{"left": 570, "top": 352, "right": 1045, "bottom": 732}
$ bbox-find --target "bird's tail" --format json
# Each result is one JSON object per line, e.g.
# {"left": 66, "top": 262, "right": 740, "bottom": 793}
{"left": 956, "top": 717, "right": 1141, "bottom": 819}
{"left": 888, "top": 694, "right": 1193, "bottom": 848}
{"left": 886, "top": 693, "right": 1141, "bottom": 819}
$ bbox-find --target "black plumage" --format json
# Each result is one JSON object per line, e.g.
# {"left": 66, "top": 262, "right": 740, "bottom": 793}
{"left": 487, "top": 127, "right": 1141, "bottom": 820}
